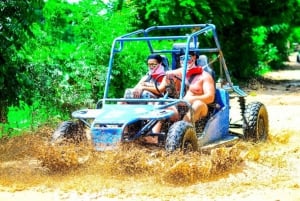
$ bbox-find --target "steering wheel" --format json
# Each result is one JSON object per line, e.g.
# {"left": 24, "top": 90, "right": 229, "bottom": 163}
{"left": 154, "top": 74, "right": 182, "bottom": 98}
{"left": 153, "top": 74, "right": 166, "bottom": 97}
{"left": 168, "top": 75, "right": 183, "bottom": 98}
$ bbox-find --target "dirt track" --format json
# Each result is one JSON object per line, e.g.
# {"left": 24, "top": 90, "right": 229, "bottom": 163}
{"left": 0, "top": 54, "right": 299, "bottom": 201}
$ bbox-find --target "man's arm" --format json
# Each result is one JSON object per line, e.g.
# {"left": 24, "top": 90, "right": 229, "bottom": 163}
{"left": 166, "top": 68, "right": 182, "bottom": 78}
{"left": 201, "top": 73, "right": 215, "bottom": 104}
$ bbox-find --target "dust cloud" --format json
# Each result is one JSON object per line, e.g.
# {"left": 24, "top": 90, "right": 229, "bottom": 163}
{"left": 0, "top": 125, "right": 299, "bottom": 200}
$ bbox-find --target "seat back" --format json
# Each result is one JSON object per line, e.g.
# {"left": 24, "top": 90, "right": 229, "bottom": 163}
{"left": 197, "top": 55, "right": 216, "bottom": 82}
{"left": 171, "top": 43, "right": 199, "bottom": 70}
{"left": 160, "top": 55, "right": 169, "bottom": 71}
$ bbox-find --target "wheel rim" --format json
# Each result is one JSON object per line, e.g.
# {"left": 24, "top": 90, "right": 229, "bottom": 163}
{"left": 257, "top": 115, "right": 266, "bottom": 141}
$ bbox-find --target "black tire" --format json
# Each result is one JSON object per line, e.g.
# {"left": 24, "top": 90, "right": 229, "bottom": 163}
{"left": 51, "top": 120, "right": 87, "bottom": 144}
{"left": 297, "top": 53, "right": 300, "bottom": 63}
{"left": 243, "top": 102, "right": 269, "bottom": 142}
{"left": 165, "top": 121, "right": 198, "bottom": 152}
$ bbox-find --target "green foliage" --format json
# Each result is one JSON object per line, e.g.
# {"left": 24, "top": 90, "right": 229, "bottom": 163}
{"left": 16, "top": 0, "right": 142, "bottom": 112}
{"left": 289, "top": 27, "right": 300, "bottom": 47}
{"left": 1, "top": 0, "right": 144, "bottom": 132}
{"left": 0, "top": 0, "right": 44, "bottom": 123}
{"left": 289, "top": 0, "right": 300, "bottom": 45}
{"left": 251, "top": 26, "right": 280, "bottom": 75}
{"left": 130, "top": 0, "right": 298, "bottom": 78}
{"left": 0, "top": 100, "right": 67, "bottom": 137}
{"left": 216, "top": 0, "right": 297, "bottom": 77}
{"left": 137, "top": 0, "right": 241, "bottom": 29}
{"left": 0, "top": 0, "right": 44, "bottom": 51}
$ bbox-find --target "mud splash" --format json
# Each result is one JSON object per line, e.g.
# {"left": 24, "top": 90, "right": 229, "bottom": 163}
{"left": 0, "top": 126, "right": 244, "bottom": 188}
{"left": 0, "top": 126, "right": 299, "bottom": 200}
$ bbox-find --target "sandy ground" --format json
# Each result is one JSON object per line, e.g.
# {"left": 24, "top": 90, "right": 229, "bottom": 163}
{"left": 0, "top": 54, "right": 299, "bottom": 201}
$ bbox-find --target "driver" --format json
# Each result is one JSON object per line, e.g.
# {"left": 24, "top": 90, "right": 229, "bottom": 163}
{"left": 122, "top": 54, "right": 169, "bottom": 141}
{"left": 124, "top": 54, "right": 168, "bottom": 99}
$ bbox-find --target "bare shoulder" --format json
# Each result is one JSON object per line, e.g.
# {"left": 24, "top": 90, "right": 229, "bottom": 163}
{"left": 202, "top": 70, "right": 214, "bottom": 81}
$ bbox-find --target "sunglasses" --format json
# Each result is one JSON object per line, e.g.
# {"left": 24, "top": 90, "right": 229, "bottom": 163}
{"left": 147, "top": 63, "right": 159, "bottom": 67}
{"left": 179, "top": 55, "right": 192, "bottom": 61}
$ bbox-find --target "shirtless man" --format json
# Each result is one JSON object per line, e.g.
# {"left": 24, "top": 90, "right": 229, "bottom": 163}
{"left": 167, "top": 51, "right": 215, "bottom": 122}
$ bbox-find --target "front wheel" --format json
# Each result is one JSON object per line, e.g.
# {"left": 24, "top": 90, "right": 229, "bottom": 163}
{"left": 51, "top": 120, "right": 88, "bottom": 144}
{"left": 243, "top": 102, "right": 269, "bottom": 142}
{"left": 165, "top": 121, "right": 198, "bottom": 153}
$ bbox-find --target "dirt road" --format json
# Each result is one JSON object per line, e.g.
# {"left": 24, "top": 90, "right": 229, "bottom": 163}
{"left": 0, "top": 55, "right": 299, "bottom": 201}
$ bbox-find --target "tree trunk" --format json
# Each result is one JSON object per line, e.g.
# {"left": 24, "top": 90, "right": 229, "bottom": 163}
{"left": 0, "top": 104, "right": 8, "bottom": 123}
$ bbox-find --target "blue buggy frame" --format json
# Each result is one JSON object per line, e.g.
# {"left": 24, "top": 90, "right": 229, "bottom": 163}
{"left": 52, "top": 24, "right": 269, "bottom": 152}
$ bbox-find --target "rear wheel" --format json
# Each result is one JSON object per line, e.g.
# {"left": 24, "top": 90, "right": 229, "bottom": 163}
{"left": 165, "top": 121, "right": 198, "bottom": 152}
{"left": 243, "top": 102, "right": 269, "bottom": 142}
{"left": 51, "top": 120, "right": 88, "bottom": 144}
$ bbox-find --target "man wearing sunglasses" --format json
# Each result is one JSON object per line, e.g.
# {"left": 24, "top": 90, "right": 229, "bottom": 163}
{"left": 167, "top": 51, "right": 215, "bottom": 123}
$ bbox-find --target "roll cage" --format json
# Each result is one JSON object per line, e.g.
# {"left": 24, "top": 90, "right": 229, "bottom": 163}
{"left": 102, "top": 24, "right": 246, "bottom": 106}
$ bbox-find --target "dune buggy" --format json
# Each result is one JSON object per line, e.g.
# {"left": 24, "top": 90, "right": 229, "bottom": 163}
{"left": 52, "top": 24, "right": 269, "bottom": 152}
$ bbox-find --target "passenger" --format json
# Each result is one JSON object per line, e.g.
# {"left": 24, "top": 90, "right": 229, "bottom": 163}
{"left": 167, "top": 51, "right": 215, "bottom": 122}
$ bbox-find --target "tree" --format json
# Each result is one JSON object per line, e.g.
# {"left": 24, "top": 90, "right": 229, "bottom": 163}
{"left": 224, "top": 0, "right": 298, "bottom": 76}
{"left": 0, "top": 0, "right": 44, "bottom": 123}
{"left": 127, "top": 0, "right": 299, "bottom": 78}
{"left": 14, "top": 0, "right": 145, "bottom": 114}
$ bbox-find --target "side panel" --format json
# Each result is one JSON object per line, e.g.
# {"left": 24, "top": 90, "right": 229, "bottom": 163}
{"left": 198, "top": 89, "right": 230, "bottom": 146}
